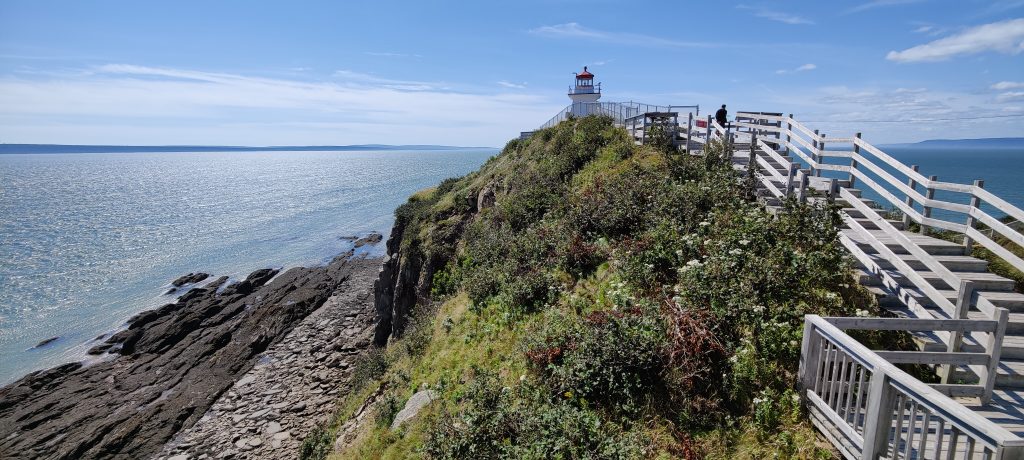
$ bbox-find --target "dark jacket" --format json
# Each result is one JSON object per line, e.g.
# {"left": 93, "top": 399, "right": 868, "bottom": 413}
{"left": 715, "top": 108, "right": 728, "bottom": 125}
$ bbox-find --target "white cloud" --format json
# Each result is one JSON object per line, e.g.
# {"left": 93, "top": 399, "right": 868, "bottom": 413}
{"left": 0, "top": 65, "right": 563, "bottom": 145}
{"left": 997, "top": 91, "right": 1024, "bottom": 101}
{"left": 528, "top": 23, "right": 719, "bottom": 47}
{"left": 736, "top": 5, "right": 814, "bottom": 25}
{"left": 776, "top": 63, "right": 817, "bottom": 74}
{"left": 845, "top": 0, "right": 923, "bottom": 14}
{"left": 497, "top": 81, "right": 527, "bottom": 89}
{"left": 887, "top": 18, "right": 1024, "bottom": 62}
{"left": 992, "top": 81, "right": 1024, "bottom": 90}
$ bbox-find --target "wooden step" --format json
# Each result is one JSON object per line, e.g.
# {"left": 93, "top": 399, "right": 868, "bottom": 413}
{"left": 863, "top": 253, "right": 989, "bottom": 273}
{"left": 901, "top": 288, "right": 1024, "bottom": 313}
{"left": 850, "top": 218, "right": 906, "bottom": 231}
{"left": 913, "top": 331, "right": 1024, "bottom": 361}
{"left": 843, "top": 228, "right": 968, "bottom": 256}
{"left": 855, "top": 268, "right": 1016, "bottom": 291}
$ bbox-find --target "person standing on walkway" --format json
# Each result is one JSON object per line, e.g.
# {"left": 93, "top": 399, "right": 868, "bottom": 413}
{"left": 715, "top": 104, "right": 728, "bottom": 128}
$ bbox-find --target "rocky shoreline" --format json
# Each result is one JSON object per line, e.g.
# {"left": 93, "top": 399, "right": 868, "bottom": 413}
{"left": 155, "top": 259, "right": 379, "bottom": 459}
{"left": 0, "top": 240, "right": 383, "bottom": 459}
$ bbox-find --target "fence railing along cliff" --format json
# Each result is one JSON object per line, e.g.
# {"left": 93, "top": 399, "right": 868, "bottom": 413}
{"left": 537, "top": 101, "right": 699, "bottom": 130}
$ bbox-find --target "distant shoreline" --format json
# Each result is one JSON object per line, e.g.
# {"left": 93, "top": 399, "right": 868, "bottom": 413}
{"left": 0, "top": 144, "right": 499, "bottom": 154}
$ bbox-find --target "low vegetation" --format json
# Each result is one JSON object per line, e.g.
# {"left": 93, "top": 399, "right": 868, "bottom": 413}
{"left": 308, "top": 115, "right": 887, "bottom": 459}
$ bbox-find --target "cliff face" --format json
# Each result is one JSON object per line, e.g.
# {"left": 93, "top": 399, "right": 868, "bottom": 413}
{"left": 373, "top": 183, "right": 483, "bottom": 346}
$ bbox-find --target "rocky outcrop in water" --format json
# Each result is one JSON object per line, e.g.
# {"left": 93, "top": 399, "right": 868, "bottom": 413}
{"left": 0, "top": 253, "right": 380, "bottom": 460}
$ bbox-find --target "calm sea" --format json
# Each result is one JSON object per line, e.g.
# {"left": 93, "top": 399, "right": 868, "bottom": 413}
{"left": 0, "top": 149, "right": 495, "bottom": 383}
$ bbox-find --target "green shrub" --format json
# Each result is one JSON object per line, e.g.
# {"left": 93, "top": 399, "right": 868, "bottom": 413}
{"left": 351, "top": 347, "right": 389, "bottom": 390}
{"left": 525, "top": 302, "right": 667, "bottom": 414}
{"left": 425, "top": 371, "right": 644, "bottom": 459}
{"left": 298, "top": 426, "right": 332, "bottom": 460}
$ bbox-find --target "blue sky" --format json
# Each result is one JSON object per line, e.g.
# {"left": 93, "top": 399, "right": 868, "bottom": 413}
{"left": 1, "top": 0, "right": 1022, "bottom": 146}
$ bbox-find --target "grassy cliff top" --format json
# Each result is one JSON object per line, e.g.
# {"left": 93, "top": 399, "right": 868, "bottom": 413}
{"left": 307, "top": 115, "right": 886, "bottom": 460}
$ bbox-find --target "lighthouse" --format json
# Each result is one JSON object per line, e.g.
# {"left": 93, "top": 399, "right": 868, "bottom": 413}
{"left": 568, "top": 66, "right": 601, "bottom": 103}
{"left": 568, "top": 66, "right": 601, "bottom": 117}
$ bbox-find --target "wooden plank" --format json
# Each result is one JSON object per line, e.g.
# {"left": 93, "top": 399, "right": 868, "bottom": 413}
{"left": 807, "top": 390, "right": 866, "bottom": 451}
{"left": 970, "top": 207, "right": 1024, "bottom": 248}
{"left": 930, "top": 384, "right": 986, "bottom": 398}
{"left": 819, "top": 150, "right": 857, "bottom": 159}
{"left": 874, "top": 351, "right": 990, "bottom": 365}
{"left": 966, "top": 228, "right": 1024, "bottom": 273}
{"left": 824, "top": 317, "right": 998, "bottom": 333}
{"left": 973, "top": 186, "right": 1024, "bottom": 224}
{"left": 736, "top": 112, "right": 788, "bottom": 122}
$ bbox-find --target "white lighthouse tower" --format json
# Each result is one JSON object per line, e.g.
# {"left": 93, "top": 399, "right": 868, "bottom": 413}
{"left": 568, "top": 66, "right": 601, "bottom": 117}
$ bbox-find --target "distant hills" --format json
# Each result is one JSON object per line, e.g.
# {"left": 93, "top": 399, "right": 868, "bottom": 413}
{"left": 883, "top": 137, "right": 1024, "bottom": 149}
{"left": 0, "top": 144, "right": 496, "bottom": 154}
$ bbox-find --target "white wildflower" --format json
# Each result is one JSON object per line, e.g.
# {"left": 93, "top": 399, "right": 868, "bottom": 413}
{"left": 729, "top": 248, "right": 743, "bottom": 256}
{"left": 856, "top": 309, "right": 870, "bottom": 317}
{"left": 699, "top": 221, "right": 711, "bottom": 227}
{"left": 739, "top": 239, "right": 750, "bottom": 246}
{"left": 751, "top": 305, "right": 765, "bottom": 314}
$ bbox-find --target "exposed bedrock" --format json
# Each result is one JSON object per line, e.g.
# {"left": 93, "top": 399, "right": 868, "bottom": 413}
{"left": 0, "top": 253, "right": 380, "bottom": 460}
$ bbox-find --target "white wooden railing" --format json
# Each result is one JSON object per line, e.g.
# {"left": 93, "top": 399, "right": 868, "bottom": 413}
{"left": 731, "top": 112, "right": 1024, "bottom": 275}
{"left": 801, "top": 315, "right": 1024, "bottom": 459}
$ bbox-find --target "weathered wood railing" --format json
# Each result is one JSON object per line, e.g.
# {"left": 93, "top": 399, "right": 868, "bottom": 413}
{"left": 801, "top": 315, "right": 1024, "bottom": 459}
{"left": 734, "top": 112, "right": 1024, "bottom": 275}
{"left": 728, "top": 110, "right": 1023, "bottom": 395}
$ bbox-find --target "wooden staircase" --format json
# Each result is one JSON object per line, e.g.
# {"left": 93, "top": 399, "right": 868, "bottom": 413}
{"left": 738, "top": 136, "right": 1024, "bottom": 390}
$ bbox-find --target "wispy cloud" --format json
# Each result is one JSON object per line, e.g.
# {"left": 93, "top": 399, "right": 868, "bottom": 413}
{"left": 528, "top": 22, "right": 719, "bottom": 47}
{"left": 997, "top": 91, "right": 1024, "bottom": 102}
{"left": 887, "top": 18, "right": 1024, "bottom": 62}
{"left": 0, "top": 64, "right": 561, "bottom": 145}
{"left": 775, "top": 63, "right": 817, "bottom": 74}
{"left": 736, "top": 4, "right": 814, "bottom": 25}
{"left": 992, "top": 81, "right": 1024, "bottom": 90}
{"left": 497, "top": 80, "right": 527, "bottom": 89}
{"left": 844, "top": 0, "right": 924, "bottom": 14}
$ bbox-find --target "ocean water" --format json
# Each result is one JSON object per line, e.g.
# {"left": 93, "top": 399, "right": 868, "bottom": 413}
{"left": 0, "top": 149, "right": 495, "bottom": 383}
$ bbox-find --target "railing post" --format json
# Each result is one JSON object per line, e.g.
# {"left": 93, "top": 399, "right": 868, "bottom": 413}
{"left": 941, "top": 279, "right": 975, "bottom": 384}
{"left": 903, "top": 165, "right": 920, "bottom": 228}
{"left": 705, "top": 115, "right": 712, "bottom": 143}
{"left": 785, "top": 114, "right": 792, "bottom": 156}
{"left": 810, "top": 129, "right": 820, "bottom": 177}
{"left": 799, "top": 171, "right": 810, "bottom": 204}
{"left": 816, "top": 133, "right": 826, "bottom": 177}
{"left": 685, "top": 112, "right": 693, "bottom": 154}
{"left": 748, "top": 132, "right": 757, "bottom": 166}
{"left": 786, "top": 163, "right": 798, "bottom": 198}
{"left": 798, "top": 319, "right": 821, "bottom": 401}
{"left": 919, "top": 175, "right": 937, "bottom": 234}
{"left": 980, "top": 307, "right": 1008, "bottom": 404}
{"left": 963, "top": 180, "right": 984, "bottom": 255}
{"left": 850, "top": 132, "right": 861, "bottom": 187}
{"left": 862, "top": 371, "right": 897, "bottom": 460}
{"left": 828, "top": 178, "right": 839, "bottom": 204}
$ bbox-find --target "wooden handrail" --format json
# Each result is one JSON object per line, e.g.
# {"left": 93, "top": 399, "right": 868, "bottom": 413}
{"left": 801, "top": 315, "right": 1020, "bottom": 458}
